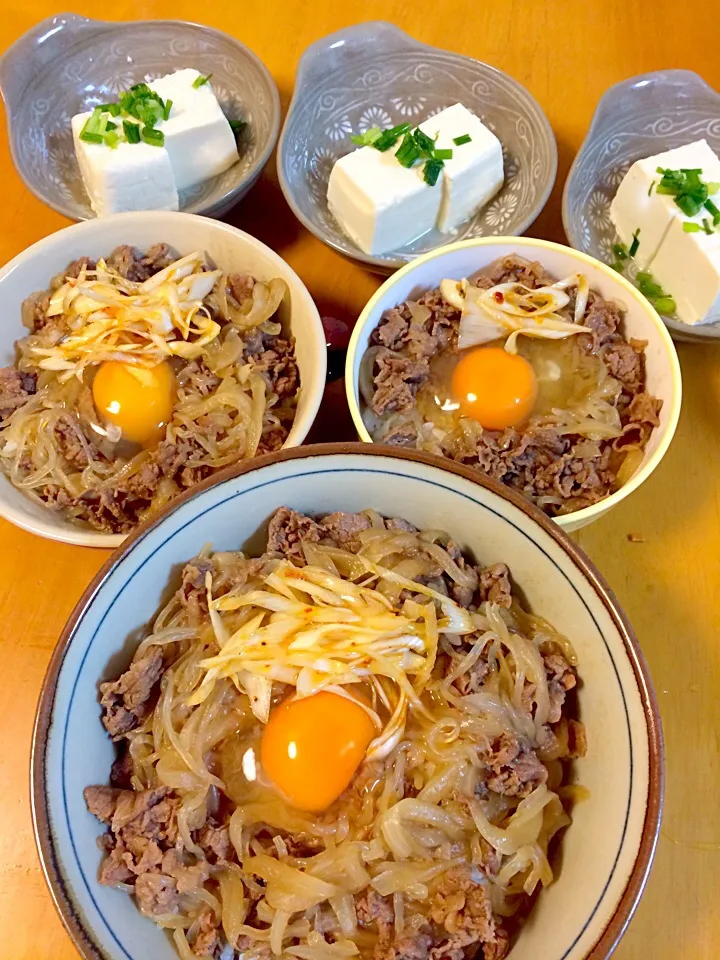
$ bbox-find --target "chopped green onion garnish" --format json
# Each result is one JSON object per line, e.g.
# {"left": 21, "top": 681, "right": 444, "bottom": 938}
{"left": 706, "top": 181, "right": 720, "bottom": 194}
{"left": 433, "top": 148, "right": 453, "bottom": 160}
{"left": 610, "top": 261, "right": 625, "bottom": 273}
{"left": 702, "top": 217, "right": 714, "bottom": 235}
{"left": 100, "top": 102, "right": 121, "bottom": 117}
{"left": 105, "top": 120, "right": 117, "bottom": 131}
{"left": 163, "top": 99, "right": 173, "bottom": 121}
{"left": 351, "top": 126, "right": 382, "bottom": 147}
{"left": 648, "top": 180, "right": 656, "bottom": 197}
{"left": 395, "top": 132, "right": 420, "bottom": 168}
{"left": 412, "top": 129, "right": 436, "bottom": 156}
{"left": 123, "top": 120, "right": 141, "bottom": 144}
{"left": 654, "top": 297, "right": 676, "bottom": 315}
{"left": 612, "top": 242, "right": 628, "bottom": 260}
{"left": 80, "top": 131, "right": 103, "bottom": 144}
{"left": 140, "top": 125, "right": 165, "bottom": 147}
{"left": 704, "top": 198, "right": 720, "bottom": 225}
{"left": 683, "top": 222, "right": 702, "bottom": 232}
{"left": 229, "top": 119, "right": 247, "bottom": 136}
{"left": 453, "top": 133, "right": 472, "bottom": 145}
{"left": 373, "top": 123, "right": 411, "bottom": 152}
{"left": 423, "top": 157, "right": 444, "bottom": 186}
{"left": 629, "top": 229, "right": 641, "bottom": 258}
{"left": 676, "top": 193, "right": 704, "bottom": 217}
{"left": 192, "top": 73, "right": 212, "bottom": 89}
{"left": 104, "top": 131, "right": 120, "bottom": 149}
{"left": 638, "top": 275, "right": 664, "bottom": 298}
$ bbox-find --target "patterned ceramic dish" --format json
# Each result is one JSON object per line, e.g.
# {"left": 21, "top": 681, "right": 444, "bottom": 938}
{"left": 345, "top": 237, "right": 682, "bottom": 532}
{"left": 277, "top": 22, "right": 557, "bottom": 273}
{"left": 33, "top": 444, "right": 662, "bottom": 960}
{"left": 0, "top": 14, "right": 280, "bottom": 220}
{"left": 563, "top": 70, "right": 720, "bottom": 344}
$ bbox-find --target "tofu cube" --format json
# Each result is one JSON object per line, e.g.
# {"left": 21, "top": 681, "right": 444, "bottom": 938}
{"left": 650, "top": 214, "right": 720, "bottom": 325}
{"left": 419, "top": 103, "right": 504, "bottom": 232}
{"left": 71, "top": 113, "right": 178, "bottom": 217}
{"left": 149, "top": 69, "right": 239, "bottom": 191}
{"left": 327, "top": 145, "right": 442, "bottom": 255}
{"left": 610, "top": 140, "right": 720, "bottom": 268}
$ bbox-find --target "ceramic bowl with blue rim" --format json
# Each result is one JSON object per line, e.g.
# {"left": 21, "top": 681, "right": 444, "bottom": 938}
{"left": 563, "top": 70, "right": 720, "bottom": 344}
{"left": 33, "top": 444, "right": 662, "bottom": 960}
{"left": 277, "top": 22, "right": 557, "bottom": 273}
{"left": 0, "top": 14, "right": 280, "bottom": 220}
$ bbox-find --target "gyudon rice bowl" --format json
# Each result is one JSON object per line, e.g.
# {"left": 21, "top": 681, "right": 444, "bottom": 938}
{"left": 85, "top": 505, "right": 586, "bottom": 960}
{"left": 0, "top": 244, "right": 299, "bottom": 533}
{"left": 359, "top": 254, "right": 663, "bottom": 518}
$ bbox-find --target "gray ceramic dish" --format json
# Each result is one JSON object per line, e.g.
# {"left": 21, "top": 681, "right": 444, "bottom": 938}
{"left": 277, "top": 22, "right": 557, "bottom": 274}
{"left": 0, "top": 13, "right": 281, "bottom": 221}
{"left": 563, "top": 70, "right": 720, "bottom": 344}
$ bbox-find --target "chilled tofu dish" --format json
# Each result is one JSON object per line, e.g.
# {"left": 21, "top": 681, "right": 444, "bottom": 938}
{"left": 72, "top": 69, "right": 241, "bottom": 216}
{"left": 610, "top": 139, "right": 720, "bottom": 325}
{"left": 327, "top": 103, "right": 504, "bottom": 255}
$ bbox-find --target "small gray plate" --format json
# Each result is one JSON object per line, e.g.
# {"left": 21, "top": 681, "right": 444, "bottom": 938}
{"left": 0, "top": 13, "right": 280, "bottom": 221}
{"left": 277, "top": 22, "right": 557, "bottom": 274}
{"left": 563, "top": 69, "right": 720, "bottom": 344}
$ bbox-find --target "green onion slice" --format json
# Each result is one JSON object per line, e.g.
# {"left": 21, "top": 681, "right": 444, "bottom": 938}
{"left": 629, "top": 229, "right": 641, "bottom": 258}
{"left": 351, "top": 127, "right": 382, "bottom": 147}
{"left": 683, "top": 222, "right": 702, "bottom": 232}
{"left": 423, "top": 157, "right": 444, "bottom": 186}
{"left": 140, "top": 125, "right": 165, "bottom": 147}
{"left": 192, "top": 73, "right": 212, "bottom": 89}
{"left": 612, "top": 242, "right": 628, "bottom": 259}
{"left": 654, "top": 297, "right": 676, "bottom": 315}
{"left": 123, "top": 120, "right": 141, "bottom": 144}
{"left": 453, "top": 133, "right": 472, "bottom": 145}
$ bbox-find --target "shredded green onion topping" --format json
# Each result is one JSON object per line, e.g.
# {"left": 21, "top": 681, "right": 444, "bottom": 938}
{"left": 192, "top": 73, "right": 212, "bottom": 89}
{"left": 453, "top": 134, "right": 472, "bottom": 145}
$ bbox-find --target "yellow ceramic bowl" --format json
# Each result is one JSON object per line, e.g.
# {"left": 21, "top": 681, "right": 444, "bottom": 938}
{"left": 345, "top": 237, "right": 682, "bottom": 531}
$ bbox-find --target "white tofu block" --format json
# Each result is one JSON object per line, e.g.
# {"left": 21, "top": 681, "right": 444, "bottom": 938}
{"left": 71, "top": 113, "right": 178, "bottom": 217}
{"left": 610, "top": 140, "right": 720, "bottom": 268}
{"left": 149, "top": 69, "right": 239, "bottom": 191}
{"left": 650, "top": 213, "right": 720, "bottom": 324}
{"left": 419, "top": 103, "right": 504, "bottom": 232}
{"left": 327, "top": 145, "right": 442, "bottom": 255}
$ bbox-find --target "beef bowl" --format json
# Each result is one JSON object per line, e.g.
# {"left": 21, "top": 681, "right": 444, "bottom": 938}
{"left": 33, "top": 444, "right": 662, "bottom": 960}
{"left": 346, "top": 237, "right": 682, "bottom": 532}
{"left": 0, "top": 211, "right": 326, "bottom": 548}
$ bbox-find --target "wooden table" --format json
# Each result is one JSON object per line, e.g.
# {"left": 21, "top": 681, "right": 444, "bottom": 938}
{"left": 1, "top": 1, "right": 719, "bottom": 957}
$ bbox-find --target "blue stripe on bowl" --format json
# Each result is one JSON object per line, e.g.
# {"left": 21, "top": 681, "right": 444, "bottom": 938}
{"left": 57, "top": 467, "right": 633, "bottom": 960}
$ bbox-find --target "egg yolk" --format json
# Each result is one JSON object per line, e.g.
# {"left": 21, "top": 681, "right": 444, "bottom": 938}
{"left": 260, "top": 692, "right": 376, "bottom": 812}
{"left": 92, "top": 360, "right": 176, "bottom": 445}
{"left": 450, "top": 346, "right": 538, "bottom": 430}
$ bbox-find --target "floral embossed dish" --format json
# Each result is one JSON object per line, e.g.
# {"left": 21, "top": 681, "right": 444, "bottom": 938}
{"left": 277, "top": 22, "right": 557, "bottom": 273}
{"left": 0, "top": 14, "right": 280, "bottom": 220}
{"left": 563, "top": 70, "right": 720, "bottom": 344}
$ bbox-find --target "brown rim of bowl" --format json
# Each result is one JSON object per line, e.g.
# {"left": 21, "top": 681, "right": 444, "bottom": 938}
{"left": 31, "top": 442, "right": 664, "bottom": 960}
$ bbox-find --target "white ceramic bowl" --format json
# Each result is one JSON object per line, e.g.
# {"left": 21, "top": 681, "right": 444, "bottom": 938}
{"left": 0, "top": 211, "right": 326, "bottom": 548}
{"left": 33, "top": 445, "right": 662, "bottom": 960}
{"left": 345, "top": 237, "right": 682, "bottom": 532}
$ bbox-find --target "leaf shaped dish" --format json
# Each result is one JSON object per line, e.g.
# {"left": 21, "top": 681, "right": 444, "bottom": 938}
{"left": 563, "top": 69, "right": 720, "bottom": 343}
{"left": 0, "top": 13, "right": 280, "bottom": 220}
{"left": 277, "top": 22, "right": 557, "bottom": 273}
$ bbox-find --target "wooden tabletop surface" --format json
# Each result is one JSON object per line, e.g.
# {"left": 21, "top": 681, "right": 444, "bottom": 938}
{"left": 1, "top": 1, "right": 719, "bottom": 958}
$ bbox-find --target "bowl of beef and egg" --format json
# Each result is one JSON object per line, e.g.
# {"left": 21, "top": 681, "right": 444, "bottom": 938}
{"left": 0, "top": 211, "right": 326, "bottom": 547}
{"left": 32, "top": 443, "right": 662, "bottom": 960}
{"left": 0, "top": 14, "right": 280, "bottom": 219}
{"left": 346, "top": 237, "right": 681, "bottom": 531}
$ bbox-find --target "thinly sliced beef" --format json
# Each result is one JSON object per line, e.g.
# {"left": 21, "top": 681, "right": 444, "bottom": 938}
{"left": 480, "top": 732, "right": 548, "bottom": 798}
{"left": 544, "top": 651, "right": 578, "bottom": 723}
{"left": 429, "top": 867, "right": 503, "bottom": 959}
{"left": 320, "top": 511, "right": 371, "bottom": 549}
{"left": 0, "top": 367, "right": 36, "bottom": 419}
{"left": 267, "top": 506, "right": 323, "bottom": 559}
{"left": 371, "top": 349, "right": 429, "bottom": 417}
{"left": 476, "top": 563, "right": 512, "bottom": 608}
{"left": 134, "top": 873, "right": 179, "bottom": 917}
{"left": 99, "top": 647, "right": 164, "bottom": 739}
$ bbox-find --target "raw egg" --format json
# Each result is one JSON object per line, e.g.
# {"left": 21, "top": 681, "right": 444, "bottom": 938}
{"left": 450, "top": 346, "right": 538, "bottom": 430}
{"left": 92, "top": 360, "right": 176, "bottom": 445}
{"left": 260, "top": 692, "right": 376, "bottom": 812}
